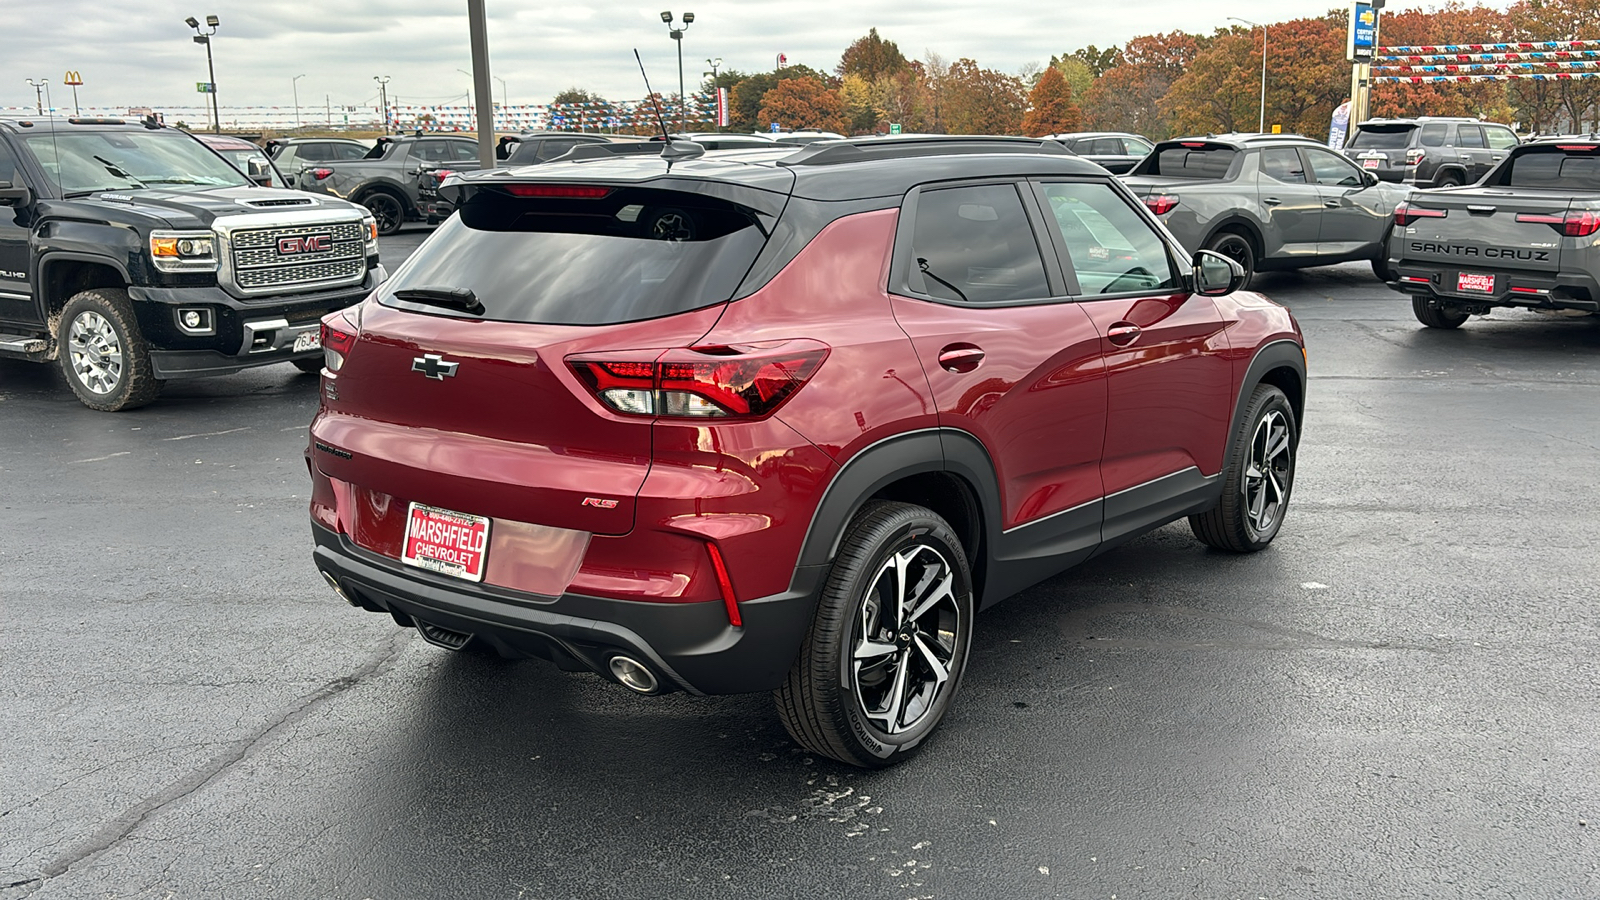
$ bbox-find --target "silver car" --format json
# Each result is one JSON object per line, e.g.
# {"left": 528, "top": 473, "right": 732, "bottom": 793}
{"left": 1121, "top": 133, "right": 1410, "bottom": 283}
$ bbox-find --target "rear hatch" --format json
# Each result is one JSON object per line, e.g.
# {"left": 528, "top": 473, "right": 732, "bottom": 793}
{"left": 1345, "top": 122, "right": 1417, "bottom": 178}
{"left": 1394, "top": 143, "right": 1600, "bottom": 291}
{"left": 312, "top": 171, "right": 787, "bottom": 538}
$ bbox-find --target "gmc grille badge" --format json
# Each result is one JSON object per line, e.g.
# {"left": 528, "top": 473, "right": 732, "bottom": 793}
{"left": 411, "top": 354, "right": 459, "bottom": 380}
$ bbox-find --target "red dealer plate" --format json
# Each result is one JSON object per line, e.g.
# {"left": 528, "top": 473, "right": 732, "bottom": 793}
{"left": 1457, "top": 272, "right": 1496, "bottom": 293}
{"left": 1362, "top": 158, "right": 1381, "bottom": 169}
{"left": 402, "top": 502, "right": 491, "bottom": 582}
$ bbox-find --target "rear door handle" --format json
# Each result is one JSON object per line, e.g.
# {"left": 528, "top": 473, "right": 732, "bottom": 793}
{"left": 1106, "top": 324, "right": 1141, "bottom": 346}
{"left": 937, "top": 346, "right": 985, "bottom": 372}
{"left": 1324, "top": 199, "right": 1341, "bottom": 208}
{"left": 1263, "top": 197, "right": 1282, "bottom": 206}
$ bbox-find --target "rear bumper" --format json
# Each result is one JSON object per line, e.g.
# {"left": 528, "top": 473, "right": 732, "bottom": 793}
{"left": 311, "top": 524, "right": 825, "bottom": 695}
{"left": 1388, "top": 262, "right": 1600, "bottom": 312}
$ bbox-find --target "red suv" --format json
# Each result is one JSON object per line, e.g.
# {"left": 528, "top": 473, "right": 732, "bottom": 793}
{"left": 307, "top": 137, "right": 1305, "bottom": 767}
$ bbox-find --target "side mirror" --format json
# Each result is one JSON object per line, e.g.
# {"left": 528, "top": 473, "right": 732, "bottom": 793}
{"left": 1362, "top": 169, "right": 1379, "bottom": 187}
{"left": 1193, "top": 249, "right": 1245, "bottom": 296}
{"left": 246, "top": 157, "right": 273, "bottom": 186}
{"left": 0, "top": 180, "right": 32, "bottom": 207}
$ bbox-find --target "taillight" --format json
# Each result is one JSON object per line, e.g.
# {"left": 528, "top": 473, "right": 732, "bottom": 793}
{"left": 504, "top": 184, "right": 614, "bottom": 198}
{"left": 1405, "top": 149, "right": 1425, "bottom": 165}
{"left": 432, "top": 169, "right": 455, "bottom": 184}
{"left": 310, "top": 167, "right": 333, "bottom": 181}
{"left": 568, "top": 342, "right": 829, "bottom": 419}
{"left": 1515, "top": 210, "right": 1600, "bottom": 236}
{"left": 1394, "top": 202, "right": 1447, "bottom": 226}
{"left": 1144, "top": 194, "right": 1179, "bottom": 215}
{"left": 320, "top": 311, "right": 358, "bottom": 373}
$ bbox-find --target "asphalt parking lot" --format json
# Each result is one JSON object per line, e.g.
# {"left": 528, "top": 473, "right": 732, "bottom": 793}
{"left": 2, "top": 234, "right": 1597, "bottom": 898}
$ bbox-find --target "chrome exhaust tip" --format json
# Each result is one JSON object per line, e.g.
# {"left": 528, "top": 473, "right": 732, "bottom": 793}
{"left": 608, "top": 655, "right": 661, "bottom": 694}
{"left": 320, "top": 570, "right": 352, "bottom": 605}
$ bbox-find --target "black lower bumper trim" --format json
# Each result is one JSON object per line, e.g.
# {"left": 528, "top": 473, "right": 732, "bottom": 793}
{"left": 310, "top": 524, "right": 825, "bottom": 695}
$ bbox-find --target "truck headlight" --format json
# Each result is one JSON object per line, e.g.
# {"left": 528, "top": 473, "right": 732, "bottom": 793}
{"left": 150, "top": 230, "right": 219, "bottom": 273}
{"left": 362, "top": 215, "right": 379, "bottom": 254}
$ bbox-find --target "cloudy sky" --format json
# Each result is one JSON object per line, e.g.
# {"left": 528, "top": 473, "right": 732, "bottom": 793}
{"left": 4, "top": 0, "right": 1407, "bottom": 113}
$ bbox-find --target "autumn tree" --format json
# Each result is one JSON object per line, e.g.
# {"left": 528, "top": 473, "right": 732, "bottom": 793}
{"left": 838, "top": 28, "right": 909, "bottom": 81}
{"left": 1082, "top": 31, "right": 1203, "bottom": 137}
{"left": 1021, "top": 65, "right": 1082, "bottom": 135}
{"left": 1067, "top": 45, "right": 1123, "bottom": 78}
{"left": 757, "top": 76, "right": 849, "bottom": 133}
{"left": 1371, "top": 4, "right": 1512, "bottom": 122}
{"left": 1050, "top": 57, "right": 1094, "bottom": 102}
{"left": 839, "top": 74, "right": 879, "bottom": 133}
{"left": 941, "top": 59, "right": 1027, "bottom": 134}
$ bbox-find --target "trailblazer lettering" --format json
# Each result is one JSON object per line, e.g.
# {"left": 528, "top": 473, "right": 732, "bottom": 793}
{"left": 278, "top": 234, "right": 333, "bottom": 255}
{"left": 1408, "top": 242, "right": 1551, "bottom": 262}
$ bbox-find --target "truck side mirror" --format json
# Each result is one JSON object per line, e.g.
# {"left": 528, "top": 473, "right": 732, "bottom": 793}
{"left": 0, "top": 180, "right": 33, "bottom": 207}
{"left": 1193, "top": 249, "right": 1245, "bottom": 296}
{"left": 246, "top": 158, "right": 273, "bottom": 187}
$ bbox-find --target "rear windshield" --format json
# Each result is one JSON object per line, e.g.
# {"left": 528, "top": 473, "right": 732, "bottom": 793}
{"left": 380, "top": 186, "right": 768, "bottom": 325}
{"left": 1349, "top": 126, "right": 1416, "bottom": 149}
{"left": 1500, "top": 149, "right": 1600, "bottom": 189}
{"left": 1150, "top": 146, "right": 1237, "bottom": 179}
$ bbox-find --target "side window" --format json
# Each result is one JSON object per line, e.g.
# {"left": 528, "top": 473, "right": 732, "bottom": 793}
{"left": 908, "top": 184, "right": 1051, "bottom": 304}
{"left": 451, "top": 141, "right": 481, "bottom": 162}
{"left": 1085, "top": 138, "right": 1119, "bottom": 155}
{"left": 1040, "top": 181, "right": 1179, "bottom": 295}
{"left": 1304, "top": 147, "right": 1365, "bottom": 187}
{"left": 537, "top": 139, "right": 580, "bottom": 162}
{"left": 1457, "top": 126, "right": 1486, "bottom": 149}
{"left": 0, "top": 139, "right": 22, "bottom": 185}
{"left": 1123, "top": 137, "right": 1154, "bottom": 156}
{"left": 1259, "top": 148, "right": 1307, "bottom": 183}
{"left": 1419, "top": 123, "right": 1448, "bottom": 147}
{"left": 416, "top": 141, "right": 457, "bottom": 162}
{"left": 1486, "top": 127, "right": 1519, "bottom": 150}
{"left": 335, "top": 143, "right": 367, "bottom": 160}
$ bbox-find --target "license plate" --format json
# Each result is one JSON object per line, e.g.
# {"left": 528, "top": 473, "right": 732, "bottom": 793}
{"left": 293, "top": 330, "right": 321, "bottom": 353}
{"left": 1362, "top": 158, "right": 1382, "bottom": 169}
{"left": 402, "top": 503, "right": 491, "bottom": 582}
{"left": 1457, "top": 272, "right": 1496, "bottom": 293}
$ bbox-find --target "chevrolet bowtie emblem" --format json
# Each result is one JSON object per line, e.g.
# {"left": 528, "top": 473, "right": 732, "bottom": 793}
{"left": 411, "top": 354, "right": 459, "bottom": 380}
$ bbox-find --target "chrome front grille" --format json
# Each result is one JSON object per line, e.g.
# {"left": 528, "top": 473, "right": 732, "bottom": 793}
{"left": 226, "top": 220, "right": 367, "bottom": 295}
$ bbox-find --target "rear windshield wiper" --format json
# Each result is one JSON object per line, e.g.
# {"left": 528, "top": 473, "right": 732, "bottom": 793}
{"left": 392, "top": 286, "right": 485, "bottom": 315}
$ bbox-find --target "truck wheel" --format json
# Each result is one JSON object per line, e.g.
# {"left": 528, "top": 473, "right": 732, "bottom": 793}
{"left": 1371, "top": 234, "right": 1396, "bottom": 282}
{"left": 1190, "top": 384, "right": 1296, "bottom": 553}
{"left": 1434, "top": 172, "right": 1464, "bottom": 188}
{"left": 775, "top": 501, "right": 974, "bottom": 768}
{"left": 361, "top": 191, "right": 405, "bottom": 236}
{"left": 1413, "top": 297, "right": 1469, "bottom": 329}
{"left": 291, "top": 357, "right": 324, "bottom": 374}
{"left": 58, "top": 288, "right": 163, "bottom": 412}
{"left": 1205, "top": 230, "right": 1256, "bottom": 288}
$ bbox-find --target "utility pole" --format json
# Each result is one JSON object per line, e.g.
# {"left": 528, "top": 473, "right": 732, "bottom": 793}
{"left": 26, "top": 79, "right": 47, "bottom": 115}
{"left": 293, "top": 74, "right": 306, "bottom": 129}
{"left": 326, "top": 94, "right": 332, "bottom": 128}
{"left": 374, "top": 75, "right": 391, "bottom": 134}
{"left": 466, "top": 0, "right": 496, "bottom": 169}
{"left": 1228, "top": 17, "right": 1268, "bottom": 133}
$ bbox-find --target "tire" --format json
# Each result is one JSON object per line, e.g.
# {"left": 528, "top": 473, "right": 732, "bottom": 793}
{"left": 1433, "top": 171, "right": 1464, "bottom": 188}
{"left": 1190, "top": 384, "right": 1297, "bottom": 553}
{"left": 291, "top": 357, "right": 324, "bottom": 374}
{"left": 1205, "top": 229, "right": 1257, "bottom": 288}
{"left": 775, "top": 501, "right": 975, "bottom": 768}
{"left": 1413, "top": 296, "right": 1470, "bottom": 329}
{"left": 57, "top": 288, "right": 163, "bottom": 412}
{"left": 1371, "top": 234, "right": 1396, "bottom": 282}
{"left": 361, "top": 190, "right": 406, "bottom": 236}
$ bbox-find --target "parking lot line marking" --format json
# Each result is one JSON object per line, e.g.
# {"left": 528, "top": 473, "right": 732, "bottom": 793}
{"left": 162, "top": 427, "right": 251, "bottom": 441}
{"left": 71, "top": 451, "right": 131, "bottom": 463}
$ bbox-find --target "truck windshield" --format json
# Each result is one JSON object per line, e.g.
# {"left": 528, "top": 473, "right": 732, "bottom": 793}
{"left": 22, "top": 130, "right": 250, "bottom": 196}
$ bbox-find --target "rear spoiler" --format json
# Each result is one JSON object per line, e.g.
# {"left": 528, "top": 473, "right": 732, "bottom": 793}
{"left": 556, "top": 142, "right": 676, "bottom": 164}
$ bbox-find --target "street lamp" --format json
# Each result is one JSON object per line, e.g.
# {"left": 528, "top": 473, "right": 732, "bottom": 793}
{"left": 374, "top": 75, "right": 391, "bottom": 134}
{"left": 25, "top": 79, "right": 47, "bottom": 115}
{"left": 185, "top": 14, "right": 221, "bottom": 134}
{"left": 456, "top": 68, "right": 476, "bottom": 130}
{"left": 660, "top": 11, "right": 694, "bottom": 134}
{"left": 704, "top": 57, "right": 721, "bottom": 131}
{"left": 1228, "top": 16, "right": 1267, "bottom": 134}
{"left": 292, "top": 74, "right": 306, "bottom": 129}
{"left": 494, "top": 76, "right": 508, "bottom": 122}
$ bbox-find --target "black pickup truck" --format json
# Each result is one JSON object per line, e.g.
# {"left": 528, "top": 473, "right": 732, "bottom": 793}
{"left": 0, "top": 116, "right": 383, "bottom": 411}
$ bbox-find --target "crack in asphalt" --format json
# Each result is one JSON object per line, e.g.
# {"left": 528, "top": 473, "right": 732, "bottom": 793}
{"left": 14, "top": 631, "right": 409, "bottom": 892}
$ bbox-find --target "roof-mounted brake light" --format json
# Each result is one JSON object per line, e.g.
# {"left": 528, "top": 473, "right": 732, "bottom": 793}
{"left": 503, "top": 184, "right": 614, "bottom": 199}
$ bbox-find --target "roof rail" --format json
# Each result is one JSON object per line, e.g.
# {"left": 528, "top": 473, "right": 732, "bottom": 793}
{"left": 778, "top": 135, "right": 1071, "bottom": 167}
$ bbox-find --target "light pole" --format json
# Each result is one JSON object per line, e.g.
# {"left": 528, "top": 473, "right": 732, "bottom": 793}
{"left": 185, "top": 15, "right": 221, "bottom": 134}
{"left": 292, "top": 74, "right": 306, "bottom": 129}
{"left": 456, "top": 68, "right": 476, "bottom": 131}
{"left": 26, "top": 79, "right": 47, "bottom": 115}
{"left": 704, "top": 57, "right": 721, "bottom": 131}
{"left": 374, "top": 75, "right": 391, "bottom": 134}
{"left": 660, "top": 11, "right": 694, "bottom": 134}
{"left": 1228, "top": 16, "right": 1267, "bottom": 134}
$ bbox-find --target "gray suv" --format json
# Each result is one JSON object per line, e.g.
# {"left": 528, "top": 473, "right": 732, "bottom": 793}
{"left": 1343, "top": 117, "right": 1520, "bottom": 187}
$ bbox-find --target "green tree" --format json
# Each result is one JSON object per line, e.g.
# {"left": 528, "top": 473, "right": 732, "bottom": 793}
{"left": 1069, "top": 45, "right": 1123, "bottom": 77}
{"left": 1021, "top": 65, "right": 1082, "bottom": 135}
{"left": 839, "top": 73, "right": 880, "bottom": 133}
{"left": 837, "top": 28, "right": 909, "bottom": 81}
{"left": 1051, "top": 57, "right": 1094, "bottom": 102}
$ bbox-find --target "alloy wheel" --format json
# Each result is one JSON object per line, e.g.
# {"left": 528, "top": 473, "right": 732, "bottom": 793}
{"left": 851, "top": 543, "right": 961, "bottom": 735}
{"left": 68, "top": 310, "right": 124, "bottom": 395}
{"left": 1243, "top": 409, "right": 1293, "bottom": 537}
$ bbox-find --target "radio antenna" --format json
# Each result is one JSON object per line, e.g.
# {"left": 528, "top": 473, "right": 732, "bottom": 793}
{"left": 634, "top": 49, "right": 672, "bottom": 144}
{"left": 633, "top": 49, "right": 704, "bottom": 163}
